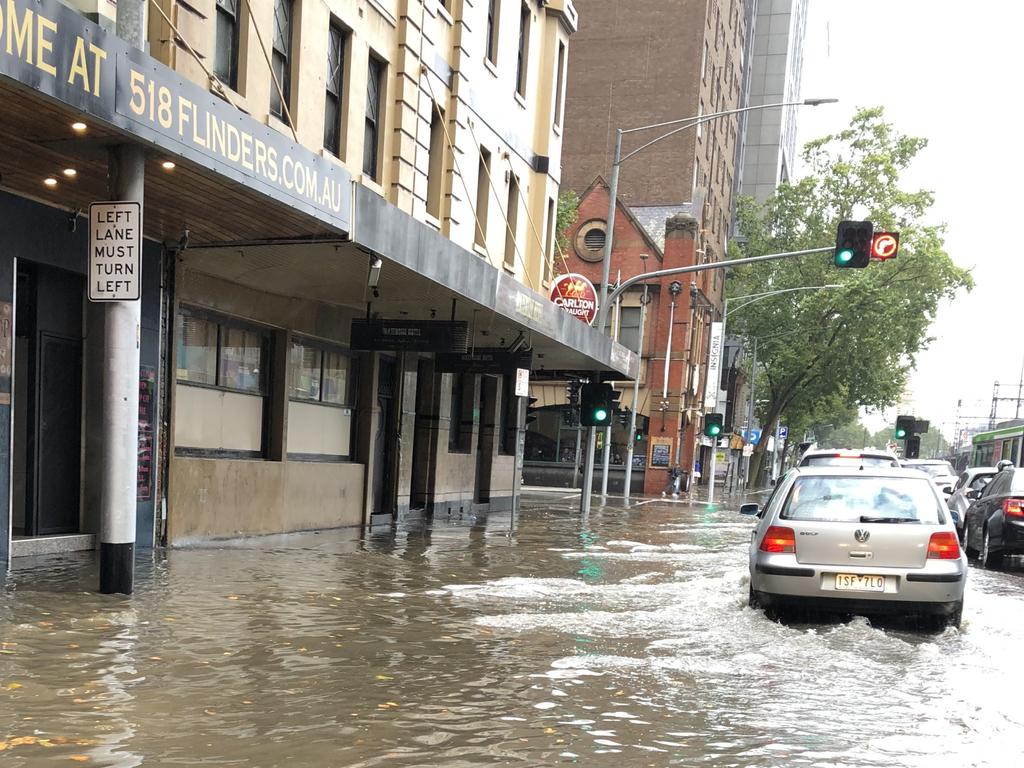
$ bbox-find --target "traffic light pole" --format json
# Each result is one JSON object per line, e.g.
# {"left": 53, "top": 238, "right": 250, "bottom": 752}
{"left": 623, "top": 286, "right": 649, "bottom": 502}
{"left": 581, "top": 244, "right": 833, "bottom": 515}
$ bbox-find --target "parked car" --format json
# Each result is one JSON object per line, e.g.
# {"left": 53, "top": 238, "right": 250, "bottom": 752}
{"left": 947, "top": 467, "right": 998, "bottom": 541}
{"left": 744, "top": 466, "right": 965, "bottom": 628}
{"left": 902, "top": 459, "right": 959, "bottom": 495}
{"left": 964, "top": 466, "right": 1024, "bottom": 569}
{"left": 798, "top": 448, "right": 900, "bottom": 468}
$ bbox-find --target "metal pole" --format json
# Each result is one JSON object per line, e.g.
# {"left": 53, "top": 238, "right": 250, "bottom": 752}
{"left": 600, "top": 289, "right": 621, "bottom": 497}
{"left": 580, "top": 426, "right": 596, "bottom": 513}
{"left": 100, "top": 0, "right": 146, "bottom": 595}
{"left": 744, "top": 337, "right": 757, "bottom": 487}
{"left": 597, "top": 130, "right": 623, "bottom": 330}
{"left": 623, "top": 285, "right": 648, "bottom": 501}
{"left": 707, "top": 299, "right": 729, "bottom": 506}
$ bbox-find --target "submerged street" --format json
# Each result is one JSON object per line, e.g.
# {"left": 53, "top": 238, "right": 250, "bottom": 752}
{"left": 2, "top": 491, "right": 1022, "bottom": 767}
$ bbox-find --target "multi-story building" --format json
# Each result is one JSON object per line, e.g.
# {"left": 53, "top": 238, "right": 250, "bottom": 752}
{"left": 0, "top": 0, "right": 638, "bottom": 567}
{"left": 739, "top": 0, "right": 809, "bottom": 202}
{"left": 551, "top": 0, "right": 750, "bottom": 488}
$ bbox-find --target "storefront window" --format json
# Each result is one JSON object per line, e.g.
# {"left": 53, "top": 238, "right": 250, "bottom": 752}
{"left": 176, "top": 314, "right": 218, "bottom": 384}
{"left": 290, "top": 342, "right": 322, "bottom": 400}
{"left": 322, "top": 350, "right": 350, "bottom": 405}
{"left": 221, "top": 327, "right": 266, "bottom": 393}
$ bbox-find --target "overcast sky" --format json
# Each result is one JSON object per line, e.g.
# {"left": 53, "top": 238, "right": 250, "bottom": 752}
{"left": 795, "top": 0, "right": 1022, "bottom": 441}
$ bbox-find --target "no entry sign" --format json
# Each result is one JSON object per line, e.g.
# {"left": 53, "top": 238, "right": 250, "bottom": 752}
{"left": 89, "top": 202, "right": 142, "bottom": 302}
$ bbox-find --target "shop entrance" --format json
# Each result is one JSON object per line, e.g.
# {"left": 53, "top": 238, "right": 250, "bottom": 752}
{"left": 12, "top": 263, "right": 84, "bottom": 537}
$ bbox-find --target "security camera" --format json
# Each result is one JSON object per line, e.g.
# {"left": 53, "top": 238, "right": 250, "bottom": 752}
{"left": 367, "top": 256, "right": 383, "bottom": 289}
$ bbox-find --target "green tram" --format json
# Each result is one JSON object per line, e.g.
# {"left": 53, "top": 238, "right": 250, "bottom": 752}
{"left": 971, "top": 422, "right": 1024, "bottom": 467}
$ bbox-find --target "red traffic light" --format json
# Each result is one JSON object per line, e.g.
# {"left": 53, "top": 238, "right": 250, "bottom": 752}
{"left": 870, "top": 232, "right": 900, "bottom": 261}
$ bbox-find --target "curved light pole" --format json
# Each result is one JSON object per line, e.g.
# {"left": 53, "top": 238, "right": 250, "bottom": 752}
{"left": 583, "top": 97, "right": 838, "bottom": 513}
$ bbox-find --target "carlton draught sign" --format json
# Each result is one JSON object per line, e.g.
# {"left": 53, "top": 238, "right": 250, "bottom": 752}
{"left": 550, "top": 273, "right": 599, "bottom": 325}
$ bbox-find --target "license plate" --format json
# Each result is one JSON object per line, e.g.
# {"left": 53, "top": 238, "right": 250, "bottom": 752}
{"left": 834, "top": 573, "right": 885, "bottom": 592}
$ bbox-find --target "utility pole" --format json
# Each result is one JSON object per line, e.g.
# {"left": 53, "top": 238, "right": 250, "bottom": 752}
{"left": 100, "top": 0, "right": 146, "bottom": 595}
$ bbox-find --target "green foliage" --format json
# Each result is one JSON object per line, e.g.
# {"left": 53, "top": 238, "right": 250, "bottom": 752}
{"left": 730, "top": 108, "right": 973, "bottom": 484}
{"left": 556, "top": 190, "right": 580, "bottom": 253}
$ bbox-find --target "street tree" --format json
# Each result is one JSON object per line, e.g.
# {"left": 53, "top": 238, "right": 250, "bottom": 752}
{"left": 728, "top": 108, "right": 972, "bottom": 485}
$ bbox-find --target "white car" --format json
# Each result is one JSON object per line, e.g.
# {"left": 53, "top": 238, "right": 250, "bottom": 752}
{"left": 798, "top": 448, "right": 900, "bottom": 468}
{"left": 744, "top": 466, "right": 966, "bottom": 628}
{"left": 902, "top": 459, "right": 959, "bottom": 494}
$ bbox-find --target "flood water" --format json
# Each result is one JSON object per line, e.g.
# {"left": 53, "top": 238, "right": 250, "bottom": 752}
{"left": 2, "top": 490, "right": 1022, "bottom": 766}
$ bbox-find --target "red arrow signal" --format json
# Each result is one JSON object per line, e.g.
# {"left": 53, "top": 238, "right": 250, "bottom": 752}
{"left": 870, "top": 232, "right": 900, "bottom": 260}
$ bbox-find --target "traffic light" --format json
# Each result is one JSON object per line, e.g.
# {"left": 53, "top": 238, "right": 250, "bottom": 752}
{"left": 870, "top": 232, "right": 900, "bottom": 261}
{"left": 580, "top": 383, "right": 614, "bottom": 427}
{"left": 905, "top": 435, "right": 921, "bottom": 459}
{"left": 895, "top": 415, "right": 915, "bottom": 440}
{"left": 634, "top": 430, "right": 644, "bottom": 442}
{"left": 704, "top": 413, "right": 724, "bottom": 438}
{"left": 525, "top": 397, "right": 539, "bottom": 428}
{"left": 834, "top": 220, "right": 873, "bottom": 268}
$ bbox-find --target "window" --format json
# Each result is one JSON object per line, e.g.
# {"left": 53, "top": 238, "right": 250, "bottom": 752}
{"left": 426, "top": 103, "right": 446, "bottom": 219}
{"left": 553, "top": 41, "right": 565, "bottom": 127}
{"left": 449, "top": 373, "right": 474, "bottom": 453}
{"left": 515, "top": 3, "right": 530, "bottom": 97}
{"left": 504, "top": 174, "right": 519, "bottom": 269}
{"left": 174, "top": 308, "right": 271, "bottom": 457}
{"left": 474, "top": 147, "right": 491, "bottom": 248}
{"left": 544, "top": 197, "right": 556, "bottom": 282}
{"left": 287, "top": 339, "right": 355, "bottom": 460}
{"left": 324, "top": 23, "right": 347, "bottom": 156}
{"left": 270, "top": 0, "right": 293, "bottom": 120}
{"left": 213, "top": 0, "right": 240, "bottom": 90}
{"left": 486, "top": 0, "right": 500, "bottom": 65}
{"left": 697, "top": 103, "right": 703, "bottom": 138}
{"left": 604, "top": 306, "right": 641, "bottom": 353}
{"left": 701, "top": 41, "right": 708, "bottom": 80}
{"left": 780, "top": 476, "right": 944, "bottom": 524}
{"left": 364, "top": 54, "right": 385, "bottom": 179}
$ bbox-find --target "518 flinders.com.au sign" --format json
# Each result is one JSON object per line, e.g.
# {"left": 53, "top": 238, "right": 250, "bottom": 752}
{"left": 0, "top": 0, "right": 351, "bottom": 233}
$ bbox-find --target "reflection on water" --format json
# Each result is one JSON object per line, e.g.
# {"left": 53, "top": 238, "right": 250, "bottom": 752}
{"left": 1, "top": 498, "right": 1021, "bottom": 767}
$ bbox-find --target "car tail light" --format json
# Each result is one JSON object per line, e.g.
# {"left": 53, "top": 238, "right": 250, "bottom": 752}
{"left": 760, "top": 526, "right": 796, "bottom": 554}
{"left": 1003, "top": 498, "right": 1024, "bottom": 519}
{"left": 927, "top": 531, "right": 960, "bottom": 560}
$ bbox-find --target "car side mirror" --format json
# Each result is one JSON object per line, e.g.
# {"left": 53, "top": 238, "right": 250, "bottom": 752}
{"left": 942, "top": 486, "right": 953, "bottom": 495}
{"left": 739, "top": 503, "right": 760, "bottom": 516}
{"left": 967, "top": 489, "right": 981, "bottom": 500}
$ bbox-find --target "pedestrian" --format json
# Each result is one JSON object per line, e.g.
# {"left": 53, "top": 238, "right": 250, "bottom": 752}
{"left": 662, "top": 465, "right": 682, "bottom": 498}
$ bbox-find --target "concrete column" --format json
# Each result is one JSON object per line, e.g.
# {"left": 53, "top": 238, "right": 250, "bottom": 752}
{"left": 267, "top": 329, "right": 291, "bottom": 461}
{"left": 100, "top": 0, "right": 146, "bottom": 595}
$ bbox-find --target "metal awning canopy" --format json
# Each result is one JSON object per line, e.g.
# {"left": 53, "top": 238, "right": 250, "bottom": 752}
{"left": 0, "top": 0, "right": 635, "bottom": 378}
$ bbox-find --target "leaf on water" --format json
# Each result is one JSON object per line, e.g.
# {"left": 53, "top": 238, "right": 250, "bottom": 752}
{"left": 69, "top": 755, "right": 90, "bottom": 762}
{"left": 375, "top": 675, "right": 393, "bottom": 681}
{"left": 73, "top": 699, "right": 88, "bottom": 704}
{"left": 227, "top": 595, "right": 240, "bottom": 600}
{"left": 162, "top": 617, "right": 175, "bottom": 622}
{"left": 9, "top": 736, "right": 38, "bottom": 746}
{"left": 0, "top": 650, "right": 15, "bottom": 655}
{"left": 544, "top": 727, "right": 557, "bottom": 734}
{"left": 242, "top": 700, "right": 253, "bottom": 705}
{"left": 68, "top": 644, "right": 80, "bottom": 649}
{"left": 149, "top": 657, "right": 162, "bottom": 661}
{"left": 204, "top": 709, "right": 217, "bottom": 716}
{"left": 0, "top": 742, "right": 8, "bottom": 751}
{"left": 5, "top": 682, "right": 23, "bottom": 690}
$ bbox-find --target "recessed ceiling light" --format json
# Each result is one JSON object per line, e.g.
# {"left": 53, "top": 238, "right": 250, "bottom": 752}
{"left": 71, "top": 122, "right": 87, "bottom": 132}
{"left": 63, "top": 168, "right": 77, "bottom": 178}
{"left": 43, "top": 177, "right": 58, "bottom": 187}
{"left": 161, "top": 160, "right": 176, "bottom": 170}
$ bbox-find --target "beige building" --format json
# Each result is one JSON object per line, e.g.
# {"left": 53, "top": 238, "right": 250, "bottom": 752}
{"left": 0, "top": 0, "right": 635, "bottom": 564}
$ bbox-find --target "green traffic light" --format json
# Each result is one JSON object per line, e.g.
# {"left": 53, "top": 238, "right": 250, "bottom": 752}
{"left": 708, "top": 425, "right": 721, "bottom": 436}
{"left": 595, "top": 408, "right": 608, "bottom": 423}
{"left": 895, "top": 428, "right": 906, "bottom": 439}
{"left": 835, "top": 248, "right": 854, "bottom": 265}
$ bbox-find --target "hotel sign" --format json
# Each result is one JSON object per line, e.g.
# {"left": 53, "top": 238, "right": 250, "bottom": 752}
{"left": 0, "top": 0, "right": 351, "bottom": 233}
{"left": 350, "top": 320, "right": 470, "bottom": 353}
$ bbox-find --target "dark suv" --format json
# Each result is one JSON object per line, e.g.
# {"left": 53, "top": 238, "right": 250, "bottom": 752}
{"left": 964, "top": 467, "right": 1024, "bottom": 568}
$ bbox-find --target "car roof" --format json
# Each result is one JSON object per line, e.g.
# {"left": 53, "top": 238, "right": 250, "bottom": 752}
{"left": 903, "top": 459, "right": 951, "bottom": 465}
{"left": 791, "top": 466, "right": 939, "bottom": 479}
{"left": 966, "top": 466, "right": 997, "bottom": 474}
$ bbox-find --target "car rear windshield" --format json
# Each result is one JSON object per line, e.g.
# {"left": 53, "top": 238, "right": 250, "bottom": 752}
{"left": 779, "top": 476, "right": 944, "bottom": 523}
{"left": 801, "top": 455, "right": 896, "bottom": 468}
{"left": 908, "top": 462, "right": 955, "bottom": 478}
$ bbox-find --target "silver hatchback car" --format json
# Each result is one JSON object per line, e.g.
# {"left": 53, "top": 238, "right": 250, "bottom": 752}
{"left": 744, "top": 467, "right": 966, "bottom": 628}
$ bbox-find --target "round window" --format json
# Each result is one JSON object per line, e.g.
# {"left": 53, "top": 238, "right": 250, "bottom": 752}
{"left": 574, "top": 220, "right": 608, "bottom": 262}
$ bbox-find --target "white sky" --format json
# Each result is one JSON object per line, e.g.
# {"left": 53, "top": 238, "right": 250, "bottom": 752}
{"left": 795, "top": 0, "right": 1023, "bottom": 441}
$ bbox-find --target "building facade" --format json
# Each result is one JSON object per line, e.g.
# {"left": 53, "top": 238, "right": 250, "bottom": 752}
{"left": 0, "top": 0, "right": 638, "bottom": 567}
{"left": 739, "top": 0, "right": 809, "bottom": 202}
{"left": 526, "top": 180, "right": 727, "bottom": 495}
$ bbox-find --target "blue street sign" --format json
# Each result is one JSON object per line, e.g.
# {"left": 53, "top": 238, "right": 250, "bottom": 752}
{"left": 779, "top": 425, "right": 789, "bottom": 440}
{"left": 739, "top": 428, "right": 762, "bottom": 445}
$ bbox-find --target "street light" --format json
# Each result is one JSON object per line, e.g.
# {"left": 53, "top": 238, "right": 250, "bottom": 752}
{"left": 582, "top": 98, "right": 837, "bottom": 513}
{"left": 595, "top": 98, "right": 838, "bottom": 329}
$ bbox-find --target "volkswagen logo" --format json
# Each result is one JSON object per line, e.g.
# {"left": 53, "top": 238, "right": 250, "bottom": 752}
{"left": 854, "top": 529, "right": 870, "bottom": 544}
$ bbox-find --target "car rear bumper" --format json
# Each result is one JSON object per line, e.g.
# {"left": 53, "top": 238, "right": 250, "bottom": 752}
{"left": 751, "top": 553, "right": 966, "bottom": 606}
{"left": 753, "top": 591, "right": 962, "bottom": 617}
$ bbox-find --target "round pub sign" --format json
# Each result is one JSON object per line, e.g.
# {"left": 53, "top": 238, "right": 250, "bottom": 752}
{"left": 550, "top": 273, "right": 599, "bottom": 325}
